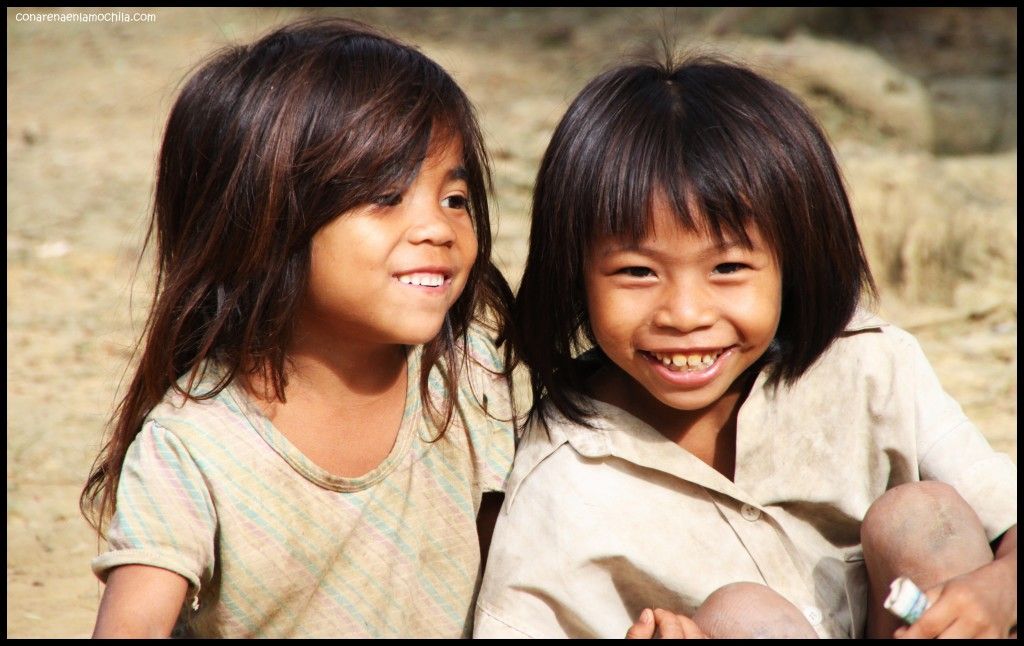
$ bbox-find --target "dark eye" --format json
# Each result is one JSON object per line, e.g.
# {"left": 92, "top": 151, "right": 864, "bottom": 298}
{"left": 714, "top": 263, "right": 747, "bottom": 275}
{"left": 373, "top": 192, "right": 403, "bottom": 207}
{"left": 441, "top": 194, "right": 468, "bottom": 210}
{"left": 618, "top": 266, "right": 654, "bottom": 278}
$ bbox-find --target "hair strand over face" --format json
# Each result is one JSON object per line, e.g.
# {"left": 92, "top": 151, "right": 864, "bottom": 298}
{"left": 80, "top": 18, "right": 514, "bottom": 534}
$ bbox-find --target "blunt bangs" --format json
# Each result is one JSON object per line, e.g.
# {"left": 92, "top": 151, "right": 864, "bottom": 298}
{"left": 567, "top": 65, "right": 765, "bottom": 260}
{"left": 516, "top": 54, "right": 875, "bottom": 428}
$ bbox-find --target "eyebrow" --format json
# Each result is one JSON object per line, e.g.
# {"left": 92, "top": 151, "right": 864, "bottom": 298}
{"left": 448, "top": 166, "right": 468, "bottom": 182}
{"left": 602, "top": 238, "right": 747, "bottom": 260}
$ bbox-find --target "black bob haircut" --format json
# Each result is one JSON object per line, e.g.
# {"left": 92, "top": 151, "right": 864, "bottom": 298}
{"left": 512, "top": 54, "right": 877, "bottom": 426}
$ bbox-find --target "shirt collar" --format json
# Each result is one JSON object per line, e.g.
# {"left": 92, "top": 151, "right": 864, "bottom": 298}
{"left": 506, "top": 307, "right": 887, "bottom": 508}
{"left": 506, "top": 396, "right": 759, "bottom": 509}
{"left": 844, "top": 307, "right": 887, "bottom": 332}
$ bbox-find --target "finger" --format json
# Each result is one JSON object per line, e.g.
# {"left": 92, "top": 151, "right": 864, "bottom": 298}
{"left": 626, "top": 608, "right": 656, "bottom": 639}
{"left": 652, "top": 609, "right": 686, "bottom": 639}
{"left": 677, "top": 614, "right": 708, "bottom": 639}
{"left": 922, "top": 584, "right": 945, "bottom": 609}
{"left": 934, "top": 616, "right": 1002, "bottom": 640}
{"left": 898, "top": 602, "right": 956, "bottom": 639}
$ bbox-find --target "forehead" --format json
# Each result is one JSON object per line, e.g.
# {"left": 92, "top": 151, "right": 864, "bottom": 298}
{"left": 425, "top": 128, "right": 463, "bottom": 159}
{"left": 408, "top": 132, "right": 466, "bottom": 184}
{"left": 595, "top": 194, "right": 765, "bottom": 252}
{"left": 432, "top": 124, "right": 472, "bottom": 161}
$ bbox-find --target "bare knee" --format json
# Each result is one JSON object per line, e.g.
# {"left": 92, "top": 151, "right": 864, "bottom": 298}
{"left": 863, "top": 482, "right": 963, "bottom": 534}
{"left": 862, "top": 481, "right": 991, "bottom": 580}
{"left": 692, "top": 582, "right": 818, "bottom": 639}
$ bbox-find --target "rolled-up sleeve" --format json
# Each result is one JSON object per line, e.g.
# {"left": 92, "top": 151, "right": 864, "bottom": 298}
{"left": 91, "top": 421, "right": 217, "bottom": 594}
{"left": 904, "top": 332, "right": 1017, "bottom": 540}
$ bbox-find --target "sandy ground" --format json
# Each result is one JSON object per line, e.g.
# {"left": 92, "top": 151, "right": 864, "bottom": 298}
{"left": 6, "top": 7, "right": 1016, "bottom": 638}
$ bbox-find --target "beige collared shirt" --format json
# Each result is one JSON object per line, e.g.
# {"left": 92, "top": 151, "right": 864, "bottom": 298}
{"left": 474, "top": 312, "right": 1016, "bottom": 638}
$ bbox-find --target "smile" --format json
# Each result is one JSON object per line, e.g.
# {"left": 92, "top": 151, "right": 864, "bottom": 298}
{"left": 647, "top": 349, "right": 725, "bottom": 372}
{"left": 395, "top": 271, "right": 450, "bottom": 288}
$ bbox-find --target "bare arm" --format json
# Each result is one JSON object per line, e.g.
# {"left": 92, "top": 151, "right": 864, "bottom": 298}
{"left": 897, "top": 524, "right": 1017, "bottom": 639}
{"left": 92, "top": 564, "right": 189, "bottom": 638}
{"left": 993, "top": 523, "right": 1017, "bottom": 562}
{"left": 992, "top": 524, "right": 1017, "bottom": 635}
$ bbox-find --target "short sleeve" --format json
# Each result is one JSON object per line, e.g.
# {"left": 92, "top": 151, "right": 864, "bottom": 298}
{"left": 91, "top": 421, "right": 218, "bottom": 593}
{"left": 462, "top": 326, "right": 517, "bottom": 494}
{"left": 903, "top": 331, "right": 1017, "bottom": 540}
{"left": 474, "top": 434, "right": 590, "bottom": 638}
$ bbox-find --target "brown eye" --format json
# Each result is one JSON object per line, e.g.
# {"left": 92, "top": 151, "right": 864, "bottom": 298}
{"left": 441, "top": 195, "right": 468, "bottom": 210}
{"left": 713, "top": 263, "right": 747, "bottom": 274}
{"left": 618, "top": 267, "right": 654, "bottom": 278}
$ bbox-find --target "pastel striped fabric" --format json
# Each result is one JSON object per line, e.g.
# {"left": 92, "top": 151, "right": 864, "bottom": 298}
{"left": 92, "top": 327, "right": 515, "bottom": 637}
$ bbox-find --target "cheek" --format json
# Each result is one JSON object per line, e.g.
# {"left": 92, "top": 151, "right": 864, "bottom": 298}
{"left": 585, "top": 283, "right": 631, "bottom": 348}
{"left": 451, "top": 218, "right": 479, "bottom": 272}
{"left": 734, "top": 278, "right": 782, "bottom": 342}
{"left": 756, "top": 274, "right": 783, "bottom": 324}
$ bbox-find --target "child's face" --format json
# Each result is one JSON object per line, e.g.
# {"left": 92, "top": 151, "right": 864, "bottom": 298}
{"left": 584, "top": 201, "right": 781, "bottom": 420}
{"left": 299, "top": 136, "right": 478, "bottom": 348}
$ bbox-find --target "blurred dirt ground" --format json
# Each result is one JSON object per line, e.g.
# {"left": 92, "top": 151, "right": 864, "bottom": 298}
{"left": 6, "top": 7, "right": 1016, "bottom": 637}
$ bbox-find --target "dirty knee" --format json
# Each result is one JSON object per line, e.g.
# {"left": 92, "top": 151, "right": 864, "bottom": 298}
{"left": 692, "top": 582, "right": 819, "bottom": 639}
{"left": 861, "top": 481, "right": 990, "bottom": 576}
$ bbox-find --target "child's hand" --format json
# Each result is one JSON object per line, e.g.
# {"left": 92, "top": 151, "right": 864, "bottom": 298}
{"left": 626, "top": 608, "right": 707, "bottom": 639}
{"left": 893, "top": 559, "right": 1017, "bottom": 638}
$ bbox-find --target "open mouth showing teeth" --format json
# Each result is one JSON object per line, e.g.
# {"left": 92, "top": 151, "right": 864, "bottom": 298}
{"left": 647, "top": 349, "right": 724, "bottom": 372}
{"left": 396, "top": 272, "right": 448, "bottom": 287}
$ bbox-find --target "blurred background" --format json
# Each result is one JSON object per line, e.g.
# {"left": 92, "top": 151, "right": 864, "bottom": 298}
{"left": 6, "top": 7, "right": 1016, "bottom": 637}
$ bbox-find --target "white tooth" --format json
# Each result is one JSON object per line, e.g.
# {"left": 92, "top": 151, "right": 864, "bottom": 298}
{"left": 662, "top": 356, "right": 672, "bottom": 366}
{"left": 400, "top": 273, "right": 443, "bottom": 287}
{"left": 702, "top": 354, "right": 712, "bottom": 365}
{"left": 687, "top": 354, "right": 701, "bottom": 367}
{"left": 671, "top": 354, "right": 686, "bottom": 367}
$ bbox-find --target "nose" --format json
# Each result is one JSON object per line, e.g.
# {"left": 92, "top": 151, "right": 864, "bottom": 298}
{"left": 407, "top": 201, "right": 456, "bottom": 247}
{"left": 651, "top": 278, "right": 717, "bottom": 333}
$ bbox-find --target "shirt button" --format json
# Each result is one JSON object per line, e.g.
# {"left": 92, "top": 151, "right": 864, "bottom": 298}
{"left": 740, "top": 503, "right": 761, "bottom": 521}
{"left": 803, "top": 606, "right": 823, "bottom": 626}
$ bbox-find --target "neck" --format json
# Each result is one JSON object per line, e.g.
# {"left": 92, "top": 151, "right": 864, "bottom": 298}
{"left": 244, "top": 315, "right": 412, "bottom": 479}
{"left": 247, "top": 313, "right": 409, "bottom": 408}
{"left": 286, "top": 323, "right": 407, "bottom": 401}
{"left": 288, "top": 341, "right": 406, "bottom": 398}
{"left": 591, "top": 365, "right": 756, "bottom": 480}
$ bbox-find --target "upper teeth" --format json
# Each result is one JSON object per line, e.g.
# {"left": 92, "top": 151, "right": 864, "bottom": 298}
{"left": 398, "top": 273, "right": 445, "bottom": 287}
{"left": 651, "top": 350, "right": 722, "bottom": 370}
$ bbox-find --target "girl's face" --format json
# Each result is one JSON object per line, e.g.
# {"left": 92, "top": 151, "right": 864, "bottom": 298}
{"left": 298, "top": 136, "right": 478, "bottom": 350}
{"left": 584, "top": 200, "right": 781, "bottom": 425}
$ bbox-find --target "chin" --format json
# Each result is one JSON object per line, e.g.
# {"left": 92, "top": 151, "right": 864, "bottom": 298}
{"left": 395, "top": 323, "right": 447, "bottom": 347}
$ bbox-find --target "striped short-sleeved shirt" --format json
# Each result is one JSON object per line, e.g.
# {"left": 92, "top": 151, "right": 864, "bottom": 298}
{"left": 92, "top": 327, "right": 515, "bottom": 637}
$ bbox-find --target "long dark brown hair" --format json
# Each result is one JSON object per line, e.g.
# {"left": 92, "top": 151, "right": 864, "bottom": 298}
{"left": 513, "top": 55, "right": 876, "bottom": 426}
{"left": 81, "top": 18, "right": 512, "bottom": 534}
